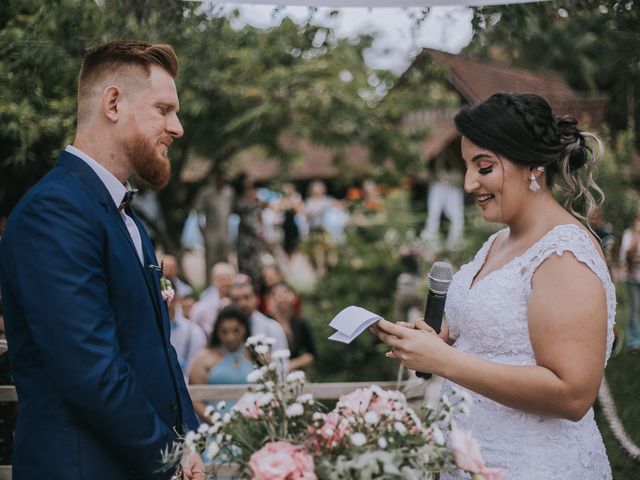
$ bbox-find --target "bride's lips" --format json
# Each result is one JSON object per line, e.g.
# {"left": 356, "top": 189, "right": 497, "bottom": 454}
{"left": 476, "top": 193, "right": 494, "bottom": 207}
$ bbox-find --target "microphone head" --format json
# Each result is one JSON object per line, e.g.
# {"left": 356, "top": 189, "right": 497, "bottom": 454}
{"left": 428, "top": 261, "right": 453, "bottom": 295}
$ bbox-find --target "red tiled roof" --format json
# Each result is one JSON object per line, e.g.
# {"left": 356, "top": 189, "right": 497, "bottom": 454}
{"left": 416, "top": 48, "right": 608, "bottom": 127}
{"left": 227, "top": 134, "right": 373, "bottom": 182}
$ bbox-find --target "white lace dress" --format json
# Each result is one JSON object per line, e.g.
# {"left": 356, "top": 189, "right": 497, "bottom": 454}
{"left": 441, "top": 224, "right": 615, "bottom": 480}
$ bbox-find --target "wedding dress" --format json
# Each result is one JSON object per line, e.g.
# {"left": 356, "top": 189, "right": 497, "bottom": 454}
{"left": 440, "top": 224, "right": 615, "bottom": 480}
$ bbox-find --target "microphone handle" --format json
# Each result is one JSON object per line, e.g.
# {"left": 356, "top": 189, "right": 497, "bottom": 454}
{"left": 416, "top": 290, "right": 447, "bottom": 379}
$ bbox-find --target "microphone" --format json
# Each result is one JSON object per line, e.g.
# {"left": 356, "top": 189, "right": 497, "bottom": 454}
{"left": 416, "top": 261, "right": 453, "bottom": 379}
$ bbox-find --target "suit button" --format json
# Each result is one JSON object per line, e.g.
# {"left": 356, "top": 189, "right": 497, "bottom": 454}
{"left": 170, "top": 401, "right": 178, "bottom": 411}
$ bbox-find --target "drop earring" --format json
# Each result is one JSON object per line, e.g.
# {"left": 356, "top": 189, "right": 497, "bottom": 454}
{"left": 529, "top": 166, "right": 544, "bottom": 192}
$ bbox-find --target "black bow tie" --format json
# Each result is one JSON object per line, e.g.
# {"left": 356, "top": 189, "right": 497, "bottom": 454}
{"left": 119, "top": 188, "right": 138, "bottom": 211}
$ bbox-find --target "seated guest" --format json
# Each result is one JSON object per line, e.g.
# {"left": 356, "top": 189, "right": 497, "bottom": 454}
{"left": 190, "top": 262, "right": 235, "bottom": 338}
{"left": 230, "top": 274, "right": 288, "bottom": 352}
{"left": 269, "top": 282, "right": 316, "bottom": 371}
{"left": 180, "top": 292, "right": 197, "bottom": 320}
{"left": 169, "top": 296, "right": 206, "bottom": 381}
{"left": 188, "top": 306, "right": 254, "bottom": 421}
{"left": 258, "top": 264, "right": 302, "bottom": 317}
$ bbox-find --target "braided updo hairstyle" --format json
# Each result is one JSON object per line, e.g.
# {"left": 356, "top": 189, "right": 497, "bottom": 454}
{"left": 454, "top": 92, "right": 603, "bottom": 224}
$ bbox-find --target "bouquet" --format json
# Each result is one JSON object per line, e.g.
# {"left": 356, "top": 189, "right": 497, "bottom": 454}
{"left": 163, "top": 335, "right": 504, "bottom": 479}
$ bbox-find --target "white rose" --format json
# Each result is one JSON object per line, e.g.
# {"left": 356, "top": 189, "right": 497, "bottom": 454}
{"left": 350, "top": 432, "right": 367, "bottom": 447}
{"left": 258, "top": 393, "right": 274, "bottom": 406}
{"left": 223, "top": 413, "right": 231, "bottom": 424}
{"left": 216, "top": 401, "right": 226, "bottom": 411}
{"left": 204, "top": 405, "right": 214, "bottom": 418}
{"left": 378, "top": 437, "right": 388, "bottom": 449}
{"left": 197, "top": 423, "right": 209, "bottom": 434}
{"left": 255, "top": 345, "right": 269, "bottom": 355}
{"left": 394, "top": 422, "right": 407, "bottom": 434}
{"left": 364, "top": 411, "right": 379, "bottom": 425}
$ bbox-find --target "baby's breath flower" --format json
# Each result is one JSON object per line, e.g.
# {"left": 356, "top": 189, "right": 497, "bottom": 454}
{"left": 255, "top": 345, "right": 269, "bottom": 355}
{"left": 272, "top": 349, "right": 291, "bottom": 359}
{"left": 286, "top": 403, "right": 304, "bottom": 417}
{"left": 205, "top": 441, "right": 220, "bottom": 460}
{"left": 246, "top": 369, "right": 264, "bottom": 383}
{"left": 296, "top": 393, "right": 314, "bottom": 404}
{"left": 286, "top": 371, "right": 306, "bottom": 383}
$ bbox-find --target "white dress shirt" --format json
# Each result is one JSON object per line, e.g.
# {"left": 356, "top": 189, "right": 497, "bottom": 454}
{"left": 65, "top": 145, "right": 144, "bottom": 264}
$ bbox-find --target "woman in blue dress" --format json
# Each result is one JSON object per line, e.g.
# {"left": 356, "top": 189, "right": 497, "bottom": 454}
{"left": 188, "top": 305, "right": 255, "bottom": 421}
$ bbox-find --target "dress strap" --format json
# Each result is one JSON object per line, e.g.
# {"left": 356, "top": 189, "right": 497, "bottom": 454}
{"left": 518, "top": 224, "right": 616, "bottom": 359}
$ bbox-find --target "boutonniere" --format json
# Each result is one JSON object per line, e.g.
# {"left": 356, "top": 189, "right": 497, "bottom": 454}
{"left": 150, "top": 262, "right": 175, "bottom": 303}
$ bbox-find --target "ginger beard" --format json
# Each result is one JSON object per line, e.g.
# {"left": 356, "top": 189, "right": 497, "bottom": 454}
{"left": 124, "top": 129, "right": 172, "bottom": 188}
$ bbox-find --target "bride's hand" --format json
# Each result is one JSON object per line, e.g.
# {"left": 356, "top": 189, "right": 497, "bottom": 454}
{"left": 369, "top": 319, "right": 451, "bottom": 375}
{"left": 396, "top": 318, "right": 455, "bottom": 345}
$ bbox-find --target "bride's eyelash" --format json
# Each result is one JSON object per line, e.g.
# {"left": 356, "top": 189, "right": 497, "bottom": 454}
{"left": 479, "top": 166, "right": 493, "bottom": 175}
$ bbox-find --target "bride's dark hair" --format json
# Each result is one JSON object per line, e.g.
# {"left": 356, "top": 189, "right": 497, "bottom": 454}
{"left": 454, "top": 92, "right": 603, "bottom": 224}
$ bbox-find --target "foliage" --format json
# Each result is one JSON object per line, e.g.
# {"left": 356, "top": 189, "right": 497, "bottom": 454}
{"left": 0, "top": 1, "right": 432, "bottom": 252}
{"left": 466, "top": 0, "right": 640, "bottom": 144}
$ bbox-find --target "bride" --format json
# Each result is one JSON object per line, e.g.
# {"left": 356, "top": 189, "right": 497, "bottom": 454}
{"left": 372, "top": 93, "right": 614, "bottom": 479}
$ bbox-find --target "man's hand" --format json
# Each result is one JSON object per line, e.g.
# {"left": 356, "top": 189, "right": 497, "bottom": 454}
{"left": 181, "top": 451, "right": 205, "bottom": 480}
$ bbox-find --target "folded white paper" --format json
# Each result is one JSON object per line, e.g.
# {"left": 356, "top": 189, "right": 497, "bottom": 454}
{"left": 328, "top": 306, "right": 382, "bottom": 344}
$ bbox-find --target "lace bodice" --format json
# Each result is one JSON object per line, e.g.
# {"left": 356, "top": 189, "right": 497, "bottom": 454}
{"left": 441, "top": 224, "right": 615, "bottom": 480}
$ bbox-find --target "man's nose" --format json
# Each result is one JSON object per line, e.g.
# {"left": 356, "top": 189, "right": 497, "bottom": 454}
{"left": 167, "top": 113, "right": 184, "bottom": 138}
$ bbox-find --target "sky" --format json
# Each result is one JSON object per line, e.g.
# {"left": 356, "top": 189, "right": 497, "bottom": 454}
{"left": 219, "top": 4, "right": 475, "bottom": 74}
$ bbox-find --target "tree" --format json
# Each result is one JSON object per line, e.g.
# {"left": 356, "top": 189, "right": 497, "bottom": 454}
{"left": 465, "top": 0, "right": 640, "bottom": 143}
{"left": 0, "top": 1, "right": 430, "bottom": 250}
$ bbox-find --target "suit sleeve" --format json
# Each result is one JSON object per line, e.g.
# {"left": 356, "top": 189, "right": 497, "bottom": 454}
{"left": 7, "top": 187, "right": 176, "bottom": 478}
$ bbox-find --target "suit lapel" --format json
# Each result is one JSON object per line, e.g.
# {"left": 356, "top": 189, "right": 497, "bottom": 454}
{"left": 57, "top": 151, "right": 168, "bottom": 337}
{"left": 128, "top": 208, "right": 170, "bottom": 338}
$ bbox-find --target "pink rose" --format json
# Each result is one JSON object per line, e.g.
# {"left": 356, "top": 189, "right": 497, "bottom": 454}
{"left": 478, "top": 467, "right": 507, "bottom": 480}
{"left": 161, "top": 285, "right": 175, "bottom": 303}
{"left": 451, "top": 429, "right": 485, "bottom": 474}
{"left": 338, "top": 388, "right": 372, "bottom": 415}
{"left": 235, "top": 393, "right": 262, "bottom": 419}
{"left": 249, "top": 442, "right": 316, "bottom": 480}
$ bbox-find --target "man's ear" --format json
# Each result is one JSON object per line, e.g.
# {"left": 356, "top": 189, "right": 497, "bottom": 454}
{"left": 102, "top": 85, "right": 121, "bottom": 123}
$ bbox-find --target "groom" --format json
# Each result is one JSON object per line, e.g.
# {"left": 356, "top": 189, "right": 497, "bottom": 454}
{"left": 0, "top": 41, "right": 203, "bottom": 479}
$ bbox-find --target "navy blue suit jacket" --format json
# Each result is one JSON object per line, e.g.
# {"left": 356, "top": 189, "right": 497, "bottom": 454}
{"left": 0, "top": 151, "right": 198, "bottom": 479}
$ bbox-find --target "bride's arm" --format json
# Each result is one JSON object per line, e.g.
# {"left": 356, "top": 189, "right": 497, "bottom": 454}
{"left": 373, "top": 252, "right": 607, "bottom": 421}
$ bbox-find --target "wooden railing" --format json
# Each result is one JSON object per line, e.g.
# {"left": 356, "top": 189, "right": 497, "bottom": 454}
{"left": 0, "top": 381, "right": 404, "bottom": 480}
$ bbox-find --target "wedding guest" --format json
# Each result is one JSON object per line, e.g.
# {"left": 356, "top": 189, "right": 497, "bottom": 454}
{"left": 269, "top": 282, "right": 316, "bottom": 371}
{"left": 372, "top": 93, "right": 614, "bottom": 479}
{"left": 169, "top": 296, "right": 207, "bottom": 380}
{"left": 194, "top": 172, "right": 234, "bottom": 274}
{"left": 233, "top": 173, "right": 266, "bottom": 285}
{"left": 280, "top": 183, "right": 304, "bottom": 257}
{"left": 188, "top": 305, "right": 254, "bottom": 420}
{"left": 0, "top": 41, "right": 202, "bottom": 479}
{"left": 230, "top": 274, "right": 288, "bottom": 352}
{"left": 191, "top": 262, "right": 235, "bottom": 339}
{"left": 180, "top": 293, "right": 197, "bottom": 320}
{"left": 619, "top": 214, "right": 640, "bottom": 352}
